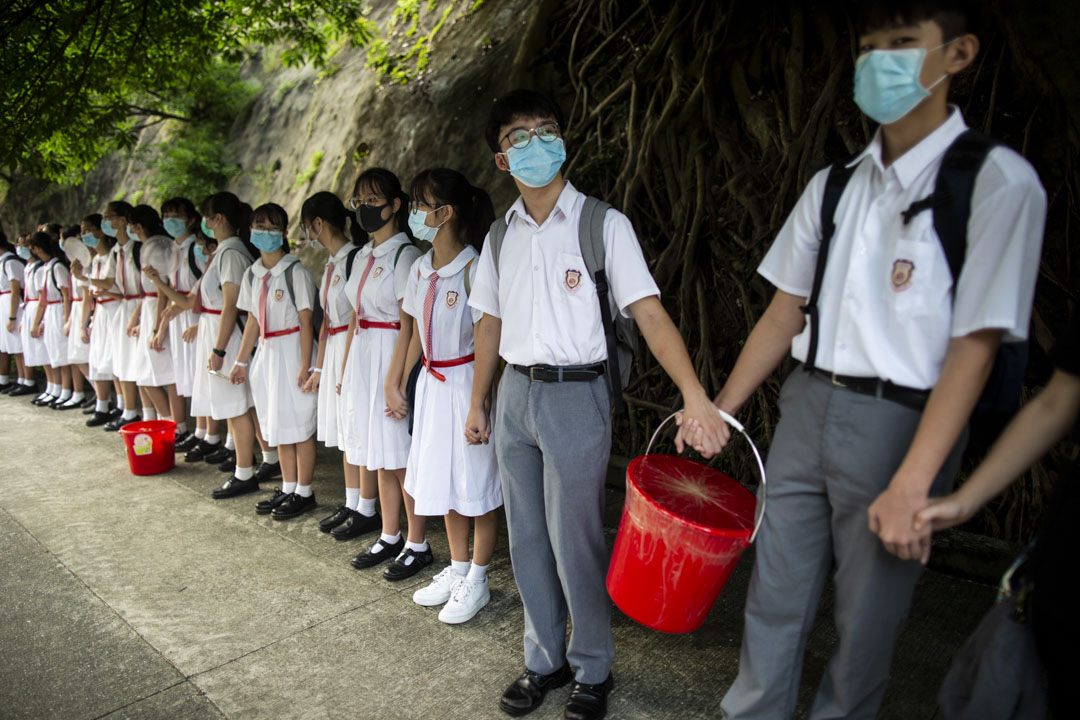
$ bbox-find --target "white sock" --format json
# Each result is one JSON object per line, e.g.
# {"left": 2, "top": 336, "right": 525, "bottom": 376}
{"left": 451, "top": 560, "right": 469, "bottom": 576}
{"left": 46, "top": 382, "right": 56, "bottom": 395}
{"left": 466, "top": 562, "right": 488, "bottom": 584}
{"left": 69, "top": 392, "right": 85, "bottom": 403}
{"left": 143, "top": 407, "right": 157, "bottom": 420}
{"left": 20, "top": 378, "right": 34, "bottom": 386}
{"left": 0, "top": 375, "right": 9, "bottom": 384}
{"left": 175, "top": 422, "right": 187, "bottom": 433}
{"left": 262, "top": 448, "right": 279, "bottom": 464}
{"left": 358, "top": 497, "right": 377, "bottom": 517}
{"left": 295, "top": 484, "right": 313, "bottom": 498}
{"left": 58, "top": 389, "right": 72, "bottom": 402}
{"left": 369, "top": 532, "right": 400, "bottom": 555}
{"left": 406, "top": 539, "right": 428, "bottom": 553}
{"left": 121, "top": 409, "right": 138, "bottom": 420}
{"left": 160, "top": 415, "right": 172, "bottom": 422}
{"left": 95, "top": 400, "right": 109, "bottom": 412}
{"left": 204, "top": 433, "right": 220, "bottom": 445}
{"left": 282, "top": 480, "right": 298, "bottom": 494}
{"left": 225, "top": 434, "right": 235, "bottom": 450}
{"left": 194, "top": 427, "right": 206, "bottom": 439}
{"left": 345, "top": 487, "right": 360, "bottom": 510}
{"left": 234, "top": 465, "right": 253, "bottom": 481}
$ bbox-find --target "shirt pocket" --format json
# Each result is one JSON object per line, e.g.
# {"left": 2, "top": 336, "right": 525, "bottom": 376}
{"left": 553, "top": 252, "right": 596, "bottom": 302}
{"left": 883, "top": 238, "right": 938, "bottom": 317}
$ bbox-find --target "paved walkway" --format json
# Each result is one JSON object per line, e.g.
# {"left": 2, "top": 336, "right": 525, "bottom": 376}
{"left": 0, "top": 395, "right": 996, "bottom": 719}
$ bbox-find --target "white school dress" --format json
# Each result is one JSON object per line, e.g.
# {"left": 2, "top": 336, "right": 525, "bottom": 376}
{"left": 193, "top": 237, "right": 253, "bottom": 421}
{"left": 316, "top": 243, "right": 358, "bottom": 448}
{"left": 237, "top": 255, "right": 318, "bottom": 446}
{"left": 403, "top": 247, "right": 502, "bottom": 517}
{"left": 168, "top": 235, "right": 204, "bottom": 397}
{"left": 20, "top": 262, "right": 49, "bottom": 367}
{"left": 134, "top": 236, "right": 176, "bottom": 388}
{"left": 40, "top": 259, "right": 70, "bottom": 367}
{"left": 88, "top": 251, "right": 120, "bottom": 381}
{"left": 110, "top": 240, "right": 143, "bottom": 383}
{"left": 65, "top": 262, "right": 91, "bottom": 366}
{"left": 339, "top": 232, "right": 420, "bottom": 470}
{"left": 0, "top": 252, "right": 24, "bottom": 354}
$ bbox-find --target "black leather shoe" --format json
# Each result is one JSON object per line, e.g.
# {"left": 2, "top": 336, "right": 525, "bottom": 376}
{"left": 184, "top": 440, "right": 218, "bottom": 462}
{"left": 109, "top": 407, "right": 123, "bottom": 419}
{"left": 318, "top": 505, "right": 352, "bottom": 533}
{"left": 271, "top": 492, "right": 317, "bottom": 520}
{"left": 255, "top": 490, "right": 290, "bottom": 515}
{"left": 105, "top": 415, "right": 140, "bottom": 432}
{"left": 211, "top": 475, "right": 260, "bottom": 499}
{"left": 57, "top": 399, "right": 83, "bottom": 411}
{"left": 175, "top": 432, "right": 199, "bottom": 451}
{"left": 332, "top": 510, "right": 381, "bottom": 541}
{"left": 383, "top": 546, "right": 434, "bottom": 582}
{"left": 0, "top": 382, "right": 13, "bottom": 393}
{"left": 351, "top": 536, "right": 404, "bottom": 569}
{"left": 173, "top": 431, "right": 192, "bottom": 450}
{"left": 204, "top": 446, "right": 233, "bottom": 465}
{"left": 31, "top": 394, "right": 52, "bottom": 406}
{"left": 563, "top": 676, "right": 613, "bottom": 720}
{"left": 500, "top": 664, "right": 574, "bottom": 717}
{"left": 85, "top": 411, "right": 112, "bottom": 427}
{"left": 8, "top": 384, "right": 38, "bottom": 397}
{"left": 217, "top": 456, "right": 236, "bottom": 473}
{"left": 254, "top": 461, "right": 281, "bottom": 482}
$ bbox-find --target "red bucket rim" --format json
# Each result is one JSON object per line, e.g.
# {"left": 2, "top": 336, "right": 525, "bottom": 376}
{"left": 118, "top": 419, "right": 177, "bottom": 435}
{"left": 627, "top": 454, "right": 755, "bottom": 541}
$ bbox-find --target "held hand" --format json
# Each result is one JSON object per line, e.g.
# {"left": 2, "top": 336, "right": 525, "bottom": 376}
{"left": 465, "top": 404, "right": 491, "bottom": 445}
{"left": 302, "top": 371, "right": 321, "bottom": 393}
{"left": 229, "top": 364, "right": 247, "bottom": 385}
{"left": 31, "top": 322, "right": 42, "bottom": 338}
{"left": 335, "top": 382, "right": 342, "bottom": 396}
{"left": 913, "top": 492, "right": 977, "bottom": 534}
{"left": 207, "top": 352, "right": 224, "bottom": 372}
{"left": 149, "top": 330, "right": 165, "bottom": 352}
{"left": 63, "top": 319, "right": 71, "bottom": 337}
{"left": 81, "top": 327, "right": 91, "bottom": 344}
{"left": 142, "top": 266, "right": 160, "bottom": 282}
{"left": 868, "top": 482, "right": 933, "bottom": 564}
{"left": 71, "top": 259, "right": 84, "bottom": 279}
{"left": 384, "top": 383, "right": 408, "bottom": 419}
{"left": 297, "top": 367, "right": 311, "bottom": 390}
{"left": 6, "top": 320, "right": 15, "bottom": 334}
{"left": 126, "top": 323, "right": 139, "bottom": 338}
{"left": 162, "top": 305, "right": 180, "bottom": 323}
{"left": 676, "top": 393, "right": 731, "bottom": 458}
{"left": 182, "top": 325, "right": 198, "bottom": 344}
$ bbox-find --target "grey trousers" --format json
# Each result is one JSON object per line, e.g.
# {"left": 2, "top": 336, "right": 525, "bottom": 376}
{"left": 495, "top": 369, "right": 615, "bottom": 684}
{"left": 720, "top": 369, "right": 966, "bottom": 720}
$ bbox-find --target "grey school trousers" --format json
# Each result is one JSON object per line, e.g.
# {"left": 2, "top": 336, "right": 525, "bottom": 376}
{"left": 494, "top": 368, "right": 615, "bottom": 684}
{"left": 720, "top": 369, "right": 966, "bottom": 720}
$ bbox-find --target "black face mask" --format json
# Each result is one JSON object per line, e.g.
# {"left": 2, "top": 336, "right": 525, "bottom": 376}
{"left": 356, "top": 203, "right": 391, "bottom": 234}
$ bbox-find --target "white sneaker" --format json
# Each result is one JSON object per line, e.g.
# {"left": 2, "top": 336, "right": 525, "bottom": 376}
{"left": 412, "top": 566, "right": 463, "bottom": 607}
{"left": 438, "top": 577, "right": 490, "bottom": 624}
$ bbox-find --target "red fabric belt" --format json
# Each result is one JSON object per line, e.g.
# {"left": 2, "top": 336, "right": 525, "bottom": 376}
{"left": 73, "top": 297, "right": 83, "bottom": 302}
{"left": 123, "top": 294, "right": 141, "bottom": 300}
{"left": 0, "top": 290, "right": 9, "bottom": 295}
{"left": 422, "top": 353, "right": 475, "bottom": 382}
{"left": 25, "top": 296, "right": 38, "bottom": 302}
{"left": 143, "top": 292, "right": 156, "bottom": 298}
{"left": 45, "top": 299, "right": 63, "bottom": 305}
{"left": 327, "top": 324, "right": 349, "bottom": 336}
{"left": 356, "top": 319, "right": 401, "bottom": 333}
{"left": 201, "top": 308, "right": 222, "bottom": 315}
{"left": 95, "top": 297, "right": 117, "bottom": 304}
{"left": 264, "top": 326, "right": 300, "bottom": 339}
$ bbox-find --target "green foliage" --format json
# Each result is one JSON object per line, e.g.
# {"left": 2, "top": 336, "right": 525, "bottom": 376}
{"left": 366, "top": 0, "right": 482, "bottom": 84}
{"left": 294, "top": 151, "right": 325, "bottom": 189}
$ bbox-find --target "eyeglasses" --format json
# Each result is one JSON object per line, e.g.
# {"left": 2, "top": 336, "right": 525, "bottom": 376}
{"left": 348, "top": 196, "right": 387, "bottom": 211}
{"left": 409, "top": 201, "right": 445, "bottom": 214}
{"left": 500, "top": 122, "right": 560, "bottom": 150}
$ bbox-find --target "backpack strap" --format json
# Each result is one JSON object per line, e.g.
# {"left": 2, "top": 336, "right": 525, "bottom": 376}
{"left": 463, "top": 258, "right": 475, "bottom": 297}
{"left": 802, "top": 162, "right": 858, "bottom": 374}
{"left": 281, "top": 257, "right": 302, "bottom": 310}
{"left": 488, "top": 216, "right": 509, "bottom": 277}
{"left": 187, "top": 241, "right": 203, "bottom": 280}
{"left": 132, "top": 241, "right": 142, "bottom": 273}
{"left": 344, "top": 246, "right": 362, "bottom": 279}
{"left": 394, "top": 242, "right": 411, "bottom": 268}
{"left": 577, "top": 197, "right": 625, "bottom": 415}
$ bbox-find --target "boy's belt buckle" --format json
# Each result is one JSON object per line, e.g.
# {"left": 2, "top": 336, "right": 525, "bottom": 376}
{"left": 529, "top": 366, "right": 547, "bottom": 382}
{"left": 830, "top": 372, "right": 846, "bottom": 388}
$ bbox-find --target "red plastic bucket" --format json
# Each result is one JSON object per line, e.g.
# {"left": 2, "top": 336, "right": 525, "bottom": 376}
{"left": 118, "top": 420, "right": 177, "bottom": 475}
{"left": 607, "top": 410, "right": 766, "bottom": 633}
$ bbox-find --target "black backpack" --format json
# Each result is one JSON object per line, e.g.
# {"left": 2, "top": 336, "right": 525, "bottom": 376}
{"left": 803, "top": 129, "right": 1029, "bottom": 423}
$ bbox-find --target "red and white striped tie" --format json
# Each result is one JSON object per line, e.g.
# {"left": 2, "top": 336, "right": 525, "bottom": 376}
{"left": 352, "top": 254, "right": 376, "bottom": 331}
{"left": 422, "top": 272, "right": 439, "bottom": 359}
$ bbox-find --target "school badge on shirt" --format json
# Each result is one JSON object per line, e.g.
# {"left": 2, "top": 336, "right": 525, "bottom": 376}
{"left": 445, "top": 290, "right": 458, "bottom": 309}
{"left": 372, "top": 267, "right": 383, "bottom": 278}
{"left": 274, "top": 289, "right": 285, "bottom": 301}
{"left": 564, "top": 268, "right": 582, "bottom": 292}
{"left": 891, "top": 259, "right": 915, "bottom": 292}
{"left": 332, "top": 275, "right": 341, "bottom": 287}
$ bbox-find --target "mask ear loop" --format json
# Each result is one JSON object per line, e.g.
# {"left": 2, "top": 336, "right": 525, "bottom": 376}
{"left": 922, "top": 38, "right": 956, "bottom": 92}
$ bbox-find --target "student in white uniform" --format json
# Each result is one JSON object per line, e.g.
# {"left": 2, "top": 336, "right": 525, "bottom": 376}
{"left": 75, "top": 214, "right": 121, "bottom": 426}
{"left": 228, "top": 203, "right": 319, "bottom": 518}
{"left": 125, "top": 205, "right": 180, "bottom": 425}
{"left": 17, "top": 237, "right": 49, "bottom": 398}
{"left": 403, "top": 168, "right": 502, "bottom": 624}
{"left": 199, "top": 192, "right": 262, "bottom": 500}
{"left": 28, "top": 231, "right": 73, "bottom": 408}
{"left": 300, "top": 192, "right": 383, "bottom": 540}
{"left": 0, "top": 230, "right": 30, "bottom": 395}
{"left": 59, "top": 228, "right": 93, "bottom": 410}
{"left": 338, "top": 168, "right": 427, "bottom": 578}
{"left": 99, "top": 201, "right": 144, "bottom": 431}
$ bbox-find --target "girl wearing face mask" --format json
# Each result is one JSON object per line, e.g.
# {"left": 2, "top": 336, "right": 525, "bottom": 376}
{"left": 98, "top": 200, "right": 144, "bottom": 430}
{"left": 0, "top": 230, "right": 31, "bottom": 395}
{"left": 339, "top": 168, "right": 428, "bottom": 579}
{"left": 300, "top": 191, "right": 384, "bottom": 540}
{"left": 28, "top": 231, "right": 72, "bottom": 408}
{"left": 59, "top": 225, "right": 93, "bottom": 409}
{"left": 401, "top": 168, "right": 502, "bottom": 624}
{"left": 77, "top": 214, "right": 122, "bottom": 425}
{"left": 15, "top": 234, "right": 48, "bottom": 398}
{"left": 227, "top": 204, "right": 319, "bottom": 518}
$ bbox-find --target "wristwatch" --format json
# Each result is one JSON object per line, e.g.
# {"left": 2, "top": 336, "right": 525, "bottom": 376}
{"left": 212, "top": 348, "right": 226, "bottom": 358}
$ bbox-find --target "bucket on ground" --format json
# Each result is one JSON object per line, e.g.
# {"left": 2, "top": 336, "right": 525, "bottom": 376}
{"left": 607, "top": 409, "right": 766, "bottom": 633}
{"left": 118, "top": 420, "right": 177, "bottom": 475}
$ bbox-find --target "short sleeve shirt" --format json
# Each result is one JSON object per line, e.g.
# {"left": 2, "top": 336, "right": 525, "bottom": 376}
{"left": 42, "top": 259, "right": 69, "bottom": 303}
{"left": 467, "top": 181, "right": 660, "bottom": 367}
{"left": 342, "top": 232, "right": 420, "bottom": 323}
{"left": 0, "top": 252, "right": 17, "bottom": 293}
{"left": 200, "top": 237, "right": 253, "bottom": 310}
{"left": 237, "top": 256, "right": 316, "bottom": 335}
{"left": 403, "top": 246, "right": 482, "bottom": 360}
{"left": 114, "top": 240, "right": 143, "bottom": 298}
{"left": 319, "top": 243, "right": 359, "bottom": 329}
{"left": 758, "top": 108, "right": 1046, "bottom": 390}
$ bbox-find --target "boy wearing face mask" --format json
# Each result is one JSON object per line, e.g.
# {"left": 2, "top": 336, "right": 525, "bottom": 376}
{"left": 466, "top": 90, "right": 727, "bottom": 720}
{"left": 682, "top": 3, "right": 1047, "bottom": 718}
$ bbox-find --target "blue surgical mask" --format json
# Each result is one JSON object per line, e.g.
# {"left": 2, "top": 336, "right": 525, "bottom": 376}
{"left": 127, "top": 225, "right": 139, "bottom": 240}
{"left": 408, "top": 208, "right": 442, "bottom": 242}
{"left": 16, "top": 246, "right": 31, "bottom": 260}
{"left": 193, "top": 244, "right": 209, "bottom": 263}
{"left": 102, "top": 219, "right": 118, "bottom": 238}
{"left": 505, "top": 137, "right": 567, "bottom": 188}
{"left": 854, "top": 43, "right": 950, "bottom": 125}
{"left": 201, "top": 218, "right": 215, "bottom": 239}
{"left": 163, "top": 217, "right": 188, "bottom": 239}
{"left": 82, "top": 233, "right": 99, "bottom": 248}
{"left": 250, "top": 229, "right": 284, "bottom": 253}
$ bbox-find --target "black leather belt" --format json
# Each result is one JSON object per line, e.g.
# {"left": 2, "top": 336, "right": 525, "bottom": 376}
{"left": 807, "top": 367, "right": 930, "bottom": 411}
{"left": 511, "top": 363, "right": 605, "bottom": 383}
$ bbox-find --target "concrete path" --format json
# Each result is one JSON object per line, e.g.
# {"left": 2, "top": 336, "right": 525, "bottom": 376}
{"left": 0, "top": 395, "right": 996, "bottom": 719}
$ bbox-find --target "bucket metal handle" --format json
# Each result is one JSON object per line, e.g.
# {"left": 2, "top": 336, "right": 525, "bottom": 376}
{"left": 645, "top": 408, "right": 767, "bottom": 544}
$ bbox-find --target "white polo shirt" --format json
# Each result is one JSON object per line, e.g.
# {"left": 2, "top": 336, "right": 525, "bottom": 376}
{"left": 468, "top": 181, "right": 659, "bottom": 367}
{"left": 759, "top": 109, "right": 1046, "bottom": 390}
